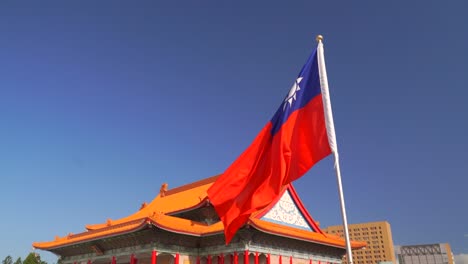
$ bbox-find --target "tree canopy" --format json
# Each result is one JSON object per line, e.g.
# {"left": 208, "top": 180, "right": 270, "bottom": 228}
{"left": 2, "top": 256, "right": 13, "bottom": 264}
{"left": 2, "top": 253, "right": 47, "bottom": 264}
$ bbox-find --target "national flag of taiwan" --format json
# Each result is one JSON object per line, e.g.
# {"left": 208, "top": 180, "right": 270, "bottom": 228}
{"left": 207, "top": 47, "right": 333, "bottom": 244}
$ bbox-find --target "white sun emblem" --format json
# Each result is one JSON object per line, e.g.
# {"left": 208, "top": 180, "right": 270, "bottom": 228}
{"left": 283, "top": 77, "right": 303, "bottom": 110}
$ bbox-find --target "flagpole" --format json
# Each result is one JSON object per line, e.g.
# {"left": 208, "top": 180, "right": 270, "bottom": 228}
{"left": 316, "top": 35, "right": 354, "bottom": 264}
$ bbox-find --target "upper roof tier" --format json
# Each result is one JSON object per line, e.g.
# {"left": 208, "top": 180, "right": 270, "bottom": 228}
{"left": 33, "top": 175, "right": 366, "bottom": 250}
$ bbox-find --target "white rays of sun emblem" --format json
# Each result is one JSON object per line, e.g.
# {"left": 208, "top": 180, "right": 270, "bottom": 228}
{"left": 283, "top": 77, "right": 303, "bottom": 110}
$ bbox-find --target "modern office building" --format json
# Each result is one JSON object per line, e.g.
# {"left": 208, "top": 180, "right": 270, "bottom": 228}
{"left": 323, "top": 221, "right": 395, "bottom": 264}
{"left": 395, "top": 243, "right": 454, "bottom": 264}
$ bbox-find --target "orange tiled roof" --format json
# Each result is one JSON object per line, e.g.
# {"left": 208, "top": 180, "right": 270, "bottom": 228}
{"left": 33, "top": 175, "right": 365, "bottom": 250}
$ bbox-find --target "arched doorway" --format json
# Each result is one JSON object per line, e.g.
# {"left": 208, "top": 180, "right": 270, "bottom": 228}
{"left": 157, "top": 253, "right": 175, "bottom": 264}
{"left": 258, "top": 254, "right": 267, "bottom": 264}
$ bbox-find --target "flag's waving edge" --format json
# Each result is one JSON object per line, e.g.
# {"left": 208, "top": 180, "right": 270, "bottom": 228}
{"left": 207, "top": 45, "right": 332, "bottom": 244}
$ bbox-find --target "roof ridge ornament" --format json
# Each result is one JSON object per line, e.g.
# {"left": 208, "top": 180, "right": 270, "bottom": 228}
{"left": 160, "top": 183, "right": 168, "bottom": 197}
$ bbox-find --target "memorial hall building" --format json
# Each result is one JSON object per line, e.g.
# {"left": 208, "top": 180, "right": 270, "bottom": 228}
{"left": 33, "top": 176, "right": 365, "bottom": 264}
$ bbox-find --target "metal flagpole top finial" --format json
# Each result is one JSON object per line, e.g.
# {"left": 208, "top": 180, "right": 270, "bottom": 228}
{"left": 316, "top": 35, "right": 324, "bottom": 43}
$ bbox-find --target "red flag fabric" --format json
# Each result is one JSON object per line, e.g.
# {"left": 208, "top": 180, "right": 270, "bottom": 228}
{"left": 207, "top": 48, "right": 332, "bottom": 244}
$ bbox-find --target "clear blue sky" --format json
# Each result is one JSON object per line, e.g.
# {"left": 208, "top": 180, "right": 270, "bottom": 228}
{"left": 1, "top": 1, "right": 467, "bottom": 263}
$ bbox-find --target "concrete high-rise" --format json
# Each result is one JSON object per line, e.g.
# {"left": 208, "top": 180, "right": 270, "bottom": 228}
{"left": 323, "top": 221, "right": 395, "bottom": 264}
{"left": 395, "top": 243, "right": 454, "bottom": 264}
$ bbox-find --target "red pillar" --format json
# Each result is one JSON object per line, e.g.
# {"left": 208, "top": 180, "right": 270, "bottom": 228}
{"left": 208, "top": 255, "right": 212, "bottom": 264}
{"left": 234, "top": 252, "right": 238, "bottom": 264}
{"left": 254, "top": 252, "right": 258, "bottom": 264}
{"left": 197, "top": 256, "right": 200, "bottom": 264}
{"left": 112, "top": 256, "right": 116, "bottom": 264}
{"left": 309, "top": 259, "right": 312, "bottom": 264}
{"left": 289, "top": 256, "right": 292, "bottom": 264}
{"left": 244, "top": 250, "right": 249, "bottom": 264}
{"left": 175, "top": 253, "right": 179, "bottom": 264}
{"left": 279, "top": 256, "right": 282, "bottom": 264}
{"left": 267, "top": 254, "right": 270, "bottom": 264}
{"left": 230, "top": 254, "right": 233, "bottom": 264}
{"left": 220, "top": 253, "right": 225, "bottom": 264}
{"left": 152, "top": 250, "right": 157, "bottom": 264}
{"left": 87, "top": 260, "right": 91, "bottom": 264}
